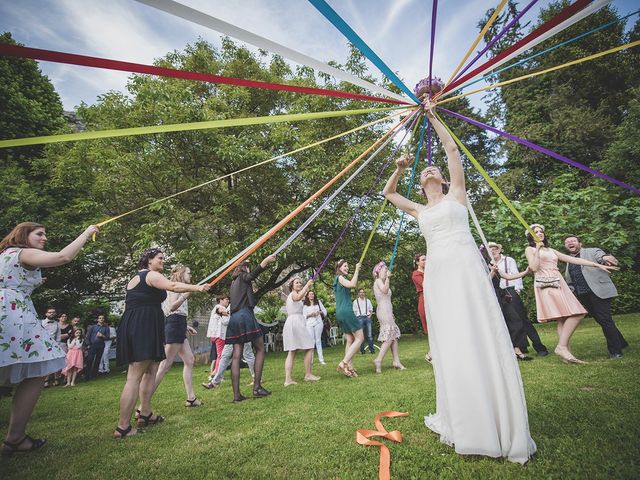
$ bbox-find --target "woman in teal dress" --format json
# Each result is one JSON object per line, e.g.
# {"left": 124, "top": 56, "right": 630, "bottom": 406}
{"left": 333, "top": 259, "right": 363, "bottom": 377}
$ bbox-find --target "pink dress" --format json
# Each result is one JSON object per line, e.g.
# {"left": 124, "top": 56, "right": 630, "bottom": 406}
{"left": 532, "top": 248, "right": 587, "bottom": 322}
{"left": 373, "top": 281, "right": 401, "bottom": 342}
{"left": 62, "top": 339, "right": 84, "bottom": 374}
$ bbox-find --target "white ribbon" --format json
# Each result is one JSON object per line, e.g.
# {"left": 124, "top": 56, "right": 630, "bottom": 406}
{"left": 135, "top": 0, "right": 410, "bottom": 103}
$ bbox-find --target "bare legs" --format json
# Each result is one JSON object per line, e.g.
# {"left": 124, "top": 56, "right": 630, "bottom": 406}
{"left": 64, "top": 368, "right": 78, "bottom": 386}
{"left": 555, "top": 314, "right": 587, "bottom": 363}
{"left": 154, "top": 341, "right": 197, "bottom": 401}
{"left": 338, "top": 329, "right": 364, "bottom": 376}
{"left": 374, "top": 339, "right": 404, "bottom": 373}
{"left": 4, "top": 377, "right": 45, "bottom": 447}
{"left": 116, "top": 360, "right": 154, "bottom": 436}
{"left": 284, "top": 349, "right": 319, "bottom": 385}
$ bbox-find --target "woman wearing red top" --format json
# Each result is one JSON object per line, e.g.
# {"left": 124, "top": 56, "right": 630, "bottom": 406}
{"left": 412, "top": 253, "right": 427, "bottom": 334}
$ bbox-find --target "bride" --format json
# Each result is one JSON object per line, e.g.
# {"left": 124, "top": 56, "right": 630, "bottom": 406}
{"left": 383, "top": 99, "right": 536, "bottom": 464}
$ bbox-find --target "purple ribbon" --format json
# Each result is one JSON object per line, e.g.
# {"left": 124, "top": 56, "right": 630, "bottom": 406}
{"left": 428, "top": 0, "right": 438, "bottom": 94}
{"left": 440, "top": 107, "right": 639, "bottom": 195}
{"left": 312, "top": 112, "right": 422, "bottom": 279}
{"left": 451, "top": 0, "right": 539, "bottom": 84}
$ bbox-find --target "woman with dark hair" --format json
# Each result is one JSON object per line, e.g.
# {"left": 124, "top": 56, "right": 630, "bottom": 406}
{"left": 226, "top": 255, "right": 276, "bottom": 403}
{"left": 0, "top": 221, "right": 98, "bottom": 454}
{"left": 383, "top": 99, "right": 536, "bottom": 464}
{"left": 411, "top": 253, "right": 427, "bottom": 334}
{"left": 501, "top": 224, "right": 617, "bottom": 364}
{"left": 333, "top": 259, "right": 363, "bottom": 377}
{"left": 303, "top": 291, "right": 328, "bottom": 365}
{"left": 114, "top": 249, "right": 210, "bottom": 439}
{"left": 283, "top": 277, "right": 319, "bottom": 386}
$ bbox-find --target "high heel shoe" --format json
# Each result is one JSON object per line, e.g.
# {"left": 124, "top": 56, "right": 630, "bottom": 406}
{"left": 392, "top": 363, "right": 406, "bottom": 370}
{"left": 337, "top": 362, "right": 353, "bottom": 378}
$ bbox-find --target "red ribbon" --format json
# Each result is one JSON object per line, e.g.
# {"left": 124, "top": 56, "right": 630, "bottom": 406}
{"left": 356, "top": 411, "right": 409, "bottom": 480}
{"left": 0, "top": 43, "right": 410, "bottom": 105}
{"left": 438, "top": 0, "right": 592, "bottom": 96}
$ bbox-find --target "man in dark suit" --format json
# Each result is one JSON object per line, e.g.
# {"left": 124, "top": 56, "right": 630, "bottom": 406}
{"left": 84, "top": 314, "right": 110, "bottom": 380}
{"left": 564, "top": 235, "right": 628, "bottom": 358}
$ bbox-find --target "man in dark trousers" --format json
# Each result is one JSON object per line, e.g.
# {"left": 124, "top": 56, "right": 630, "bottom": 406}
{"left": 84, "top": 314, "right": 110, "bottom": 380}
{"left": 564, "top": 235, "right": 628, "bottom": 359}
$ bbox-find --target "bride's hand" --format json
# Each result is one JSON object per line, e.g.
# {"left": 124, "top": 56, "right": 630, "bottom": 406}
{"left": 422, "top": 98, "right": 436, "bottom": 116}
{"left": 395, "top": 154, "right": 411, "bottom": 171}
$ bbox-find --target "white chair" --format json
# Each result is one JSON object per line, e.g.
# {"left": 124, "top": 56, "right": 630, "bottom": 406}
{"left": 264, "top": 332, "right": 276, "bottom": 352}
{"left": 329, "top": 326, "right": 338, "bottom": 346}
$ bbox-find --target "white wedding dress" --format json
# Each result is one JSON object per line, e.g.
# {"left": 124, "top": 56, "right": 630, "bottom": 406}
{"left": 418, "top": 199, "right": 536, "bottom": 464}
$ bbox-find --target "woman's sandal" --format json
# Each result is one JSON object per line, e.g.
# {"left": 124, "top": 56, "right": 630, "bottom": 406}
{"left": 113, "top": 425, "right": 141, "bottom": 439}
{"left": 347, "top": 366, "right": 358, "bottom": 378}
{"left": 336, "top": 362, "right": 353, "bottom": 378}
{"left": 136, "top": 411, "right": 165, "bottom": 428}
{"left": 185, "top": 397, "right": 203, "bottom": 407}
{"left": 516, "top": 353, "right": 533, "bottom": 361}
{"left": 2, "top": 435, "right": 46, "bottom": 456}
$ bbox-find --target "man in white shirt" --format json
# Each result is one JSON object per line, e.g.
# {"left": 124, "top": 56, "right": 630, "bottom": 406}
{"left": 489, "top": 242, "right": 548, "bottom": 356}
{"left": 352, "top": 289, "right": 374, "bottom": 354}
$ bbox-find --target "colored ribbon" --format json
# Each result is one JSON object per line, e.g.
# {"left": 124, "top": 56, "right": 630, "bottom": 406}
{"left": 134, "top": 0, "right": 407, "bottom": 103}
{"left": 307, "top": 0, "right": 419, "bottom": 104}
{"left": 437, "top": 39, "right": 640, "bottom": 105}
{"left": 450, "top": 0, "right": 540, "bottom": 85}
{"left": 441, "top": 0, "right": 508, "bottom": 91}
{"left": 356, "top": 411, "right": 409, "bottom": 480}
{"left": 95, "top": 110, "right": 406, "bottom": 231}
{"left": 207, "top": 114, "right": 409, "bottom": 287}
{"left": 440, "top": 108, "right": 640, "bottom": 195}
{"left": 0, "top": 105, "right": 408, "bottom": 149}
{"left": 427, "top": 0, "right": 438, "bottom": 98}
{"left": 359, "top": 199, "right": 387, "bottom": 265}
{"left": 272, "top": 109, "right": 419, "bottom": 256}
{"left": 389, "top": 115, "right": 428, "bottom": 271}
{"left": 436, "top": 0, "right": 594, "bottom": 98}
{"left": 0, "top": 44, "right": 410, "bottom": 106}
{"left": 434, "top": 111, "right": 540, "bottom": 240}
{"left": 315, "top": 112, "right": 423, "bottom": 279}
{"left": 457, "top": 7, "right": 640, "bottom": 92}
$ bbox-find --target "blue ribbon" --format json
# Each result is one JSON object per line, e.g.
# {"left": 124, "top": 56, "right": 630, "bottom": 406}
{"left": 308, "top": 0, "right": 421, "bottom": 104}
{"left": 389, "top": 115, "right": 428, "bottom": 270}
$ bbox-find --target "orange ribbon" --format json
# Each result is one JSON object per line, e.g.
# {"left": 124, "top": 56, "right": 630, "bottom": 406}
{"left": 356, "top": 411, "right": 409, "bottom": 480}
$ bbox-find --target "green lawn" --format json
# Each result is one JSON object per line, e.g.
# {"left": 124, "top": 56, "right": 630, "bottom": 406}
{"left": 2, "top": 314, "right": 639, "bottom": 479}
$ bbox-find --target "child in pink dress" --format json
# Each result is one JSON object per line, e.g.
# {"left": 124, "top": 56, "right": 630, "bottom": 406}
{"left": 63, "top": 329, "right": 84, "bottom": 386}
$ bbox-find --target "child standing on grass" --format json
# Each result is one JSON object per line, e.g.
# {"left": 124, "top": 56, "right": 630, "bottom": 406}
{"left": 63, "top": 329, "right": 84, "bottom": 386}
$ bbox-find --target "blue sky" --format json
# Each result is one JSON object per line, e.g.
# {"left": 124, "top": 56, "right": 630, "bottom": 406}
{"left": 0, "top": 0, "right": 637, "bottom": 112}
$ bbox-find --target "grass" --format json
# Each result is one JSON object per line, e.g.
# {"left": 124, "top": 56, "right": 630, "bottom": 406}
{"left": 1, "top": 314, "right": 639, "bottom": 480}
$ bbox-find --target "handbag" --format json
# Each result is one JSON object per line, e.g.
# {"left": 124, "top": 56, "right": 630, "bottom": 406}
{"left": 535, "top": 276, "right": 560, "bottom": 289}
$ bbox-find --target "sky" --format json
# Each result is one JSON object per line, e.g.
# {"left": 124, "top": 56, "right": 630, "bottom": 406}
{"left": 0, "top": 0, "right": 637, "bottom": 113}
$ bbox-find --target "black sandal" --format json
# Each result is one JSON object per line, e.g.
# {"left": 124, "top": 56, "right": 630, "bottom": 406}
{"left": 516, "top": 353, "right": 533, "bottom": 361}
{"left": 136, "top": 411, "right": 165, "bottom": 428}
{"left": 113, "top": 425, "right": 141, "bottom": 439}
{"left": 185, "top": 397, "right": 203, "bottom": 407}
{"left": 253, "top": 387, "right": 271, "bottom": 398}
{"left": 2, "top": 435, "right": 46, "bottom": 456}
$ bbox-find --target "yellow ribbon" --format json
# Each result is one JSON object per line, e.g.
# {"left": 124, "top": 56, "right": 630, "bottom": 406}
{"left": 0, "top": 105, "right": 409, "bottom": 148}
{"left": 91, "top": 109, "right": 414, "bottom": 232}
{"left": 441, "top": 0, "right": 508, "bottom": 92}
{"left": 435, "top": 111, "right": 540, "bottom": 241}
{"left": 438, "top": 39, "right": 640, "bottom": 105}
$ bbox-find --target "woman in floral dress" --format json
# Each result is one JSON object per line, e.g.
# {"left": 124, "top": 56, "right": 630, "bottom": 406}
{"left": 0, "top": 222, "right": 98, "bottom": 455}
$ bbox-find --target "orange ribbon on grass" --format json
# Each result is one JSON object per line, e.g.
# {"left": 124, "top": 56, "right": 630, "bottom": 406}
{"left": 356, "top": 411, "right": 409, "bottom": 480}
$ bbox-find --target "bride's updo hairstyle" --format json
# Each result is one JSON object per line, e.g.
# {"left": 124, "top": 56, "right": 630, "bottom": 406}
{"left": 419, "top": 166, "right": 450, "bottom": 196}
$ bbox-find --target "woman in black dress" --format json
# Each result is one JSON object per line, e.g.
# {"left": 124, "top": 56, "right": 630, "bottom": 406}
{"left": 114, "top": 248, "right": 210, "bottom": 438}
{"left": 226, "top": 255, "right": 276, "bottom": 403}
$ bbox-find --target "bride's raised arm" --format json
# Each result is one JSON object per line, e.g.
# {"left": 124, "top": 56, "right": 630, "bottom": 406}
{"left": 423, "top": 100, "right": 466, "bottom": 204}
{"left": 383, "top": 154, "right": 423, "bottom": 219}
